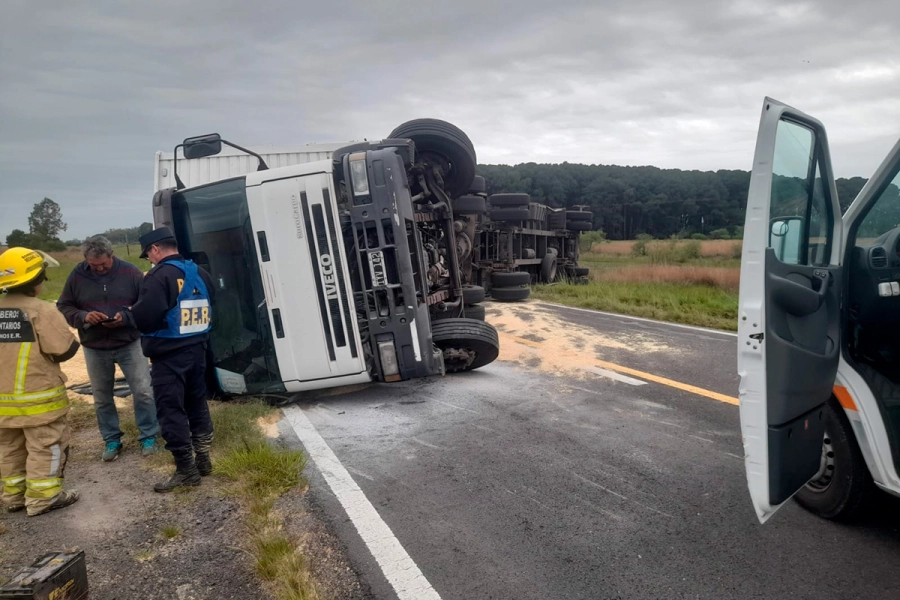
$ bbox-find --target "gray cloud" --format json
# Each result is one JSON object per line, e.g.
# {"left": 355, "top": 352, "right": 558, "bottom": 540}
{"left": 1, "top": 0, "right": 898, "bottom": 239}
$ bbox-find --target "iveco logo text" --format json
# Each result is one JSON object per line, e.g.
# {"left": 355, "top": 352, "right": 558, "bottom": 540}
{"left": 291, "top": 197, "right": 303, "bottom": 239}
{"left": 320, "top": 254, "right": 338, "bottom": 300}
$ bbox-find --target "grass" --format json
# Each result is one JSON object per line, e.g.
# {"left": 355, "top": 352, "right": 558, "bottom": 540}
{"left": 39, "top": 244, "right": 150, "bottom": 302}
{"left": 134, "top": 549, "right": 156, "bottom": 563}
{"left": 534, "top": 280, "right": 739, "bottom": 331}
{"left": 159, "top": 524, "right": 181, "bottom": 540}
{"left": 208, "top": 399, "right": 317, "bottom": 600}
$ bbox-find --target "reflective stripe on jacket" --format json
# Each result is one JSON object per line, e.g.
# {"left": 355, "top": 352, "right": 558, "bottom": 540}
{"left": 0, "top": 293, "right": 75, "bottom": 427}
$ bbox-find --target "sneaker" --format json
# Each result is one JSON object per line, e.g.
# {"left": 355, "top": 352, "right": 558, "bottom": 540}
{"left": 27, "top": 490, "right": 80, "bottom": 517}
{"left": 140, "top": 438, "right": 158, "bottom": 457}
{"left": 102, "top": 441, "right": 123, "bottom": 462}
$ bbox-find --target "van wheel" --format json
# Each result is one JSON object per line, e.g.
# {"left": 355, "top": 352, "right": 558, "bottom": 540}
{"left": 794, "top": 398, "right": 875, "bottom": 520}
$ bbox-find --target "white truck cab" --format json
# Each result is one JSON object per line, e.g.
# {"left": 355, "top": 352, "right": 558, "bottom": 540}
{"left": 739, "top": 97, "right": 900, "bottom": 522}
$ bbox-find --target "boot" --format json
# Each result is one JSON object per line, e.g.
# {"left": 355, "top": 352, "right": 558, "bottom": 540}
{"left": 27, "top": 490, "right": 80, "bottom": 517}
{"left": 193, "top": 432, "right": 214, "bottom": 477}
{"left": 154, "top": 462, "right": 201, "bottom": 493}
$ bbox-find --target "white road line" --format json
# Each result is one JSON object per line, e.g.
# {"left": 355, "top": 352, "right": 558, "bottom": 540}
{"left": 536, "top": 301, "right": 739, "bottom": 337}
{"left": 585, "top": 366, "right": 648, "bottom": 386}
{"left": 282, "top": 406, "right": 442, "bottom": 600}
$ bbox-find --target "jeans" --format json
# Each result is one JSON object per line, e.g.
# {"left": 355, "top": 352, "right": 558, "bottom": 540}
{"left": 82, "top": 340, "right": 159, "bottom": 443}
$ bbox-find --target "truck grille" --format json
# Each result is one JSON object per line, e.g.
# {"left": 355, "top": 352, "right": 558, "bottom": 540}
{"left": 300, "top": 189, "right": 357, "bottom": 361}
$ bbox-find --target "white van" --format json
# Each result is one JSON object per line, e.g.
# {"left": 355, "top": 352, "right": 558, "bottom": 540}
{"left": 739, "top": 97, "right": 900, "bottom": 523}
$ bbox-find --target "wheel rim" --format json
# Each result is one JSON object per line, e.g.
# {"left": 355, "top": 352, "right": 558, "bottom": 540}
{"left": 805, "top": 430, "right": 836, "bottom": 493}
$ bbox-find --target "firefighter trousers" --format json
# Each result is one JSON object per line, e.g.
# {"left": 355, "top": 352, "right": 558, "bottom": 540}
{"left": 0, "top": 417, "right": 71, "bottom": 514}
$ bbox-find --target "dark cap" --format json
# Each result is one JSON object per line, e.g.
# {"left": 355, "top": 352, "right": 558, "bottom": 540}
{"left": 139, "top": 227, "right": 176, "bottom": 259}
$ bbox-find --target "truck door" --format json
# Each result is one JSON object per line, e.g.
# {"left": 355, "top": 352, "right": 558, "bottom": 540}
{"left": 738, "top": 98, "right": 844, "bottom": 522}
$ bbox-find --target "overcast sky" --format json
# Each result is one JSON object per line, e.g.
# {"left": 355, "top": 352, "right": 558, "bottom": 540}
{"left": 2, "top": 0, "right": 898, "bottom": 240}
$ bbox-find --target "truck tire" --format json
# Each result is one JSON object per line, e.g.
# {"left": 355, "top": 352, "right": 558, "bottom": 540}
{"left": 453, "top": 195, "right": 486, "bottom": 215}
{"left": 464, "top": 303, "right": 485, "bottom": 321}
{"left": 462, "top": 285, "right": 486, "bottom": 304}
{"left": 794, "top": 397, "right": 875, "bottom": 520}
{"left": 489, "top": 193, "right": 530, "bottom": 207}
{"left": 490, "top": 208, "right": 530, "bottom": 222}
{"left": 566, "top": 221, "right": 592, "bottom": 232}
{"left": 491, "top": 271, "right": 531, "bottom": 287}
{"left": 541, "top": 250, "right": 558, "bottom": 283}
{"left": 490, "top": 286, "right": 530, "bottom": 302}
{"left": 389, "top": 119, "right": 476, "bottom": 198}
{"left": 468, "top": 175, "right": 486, "bottom": 194}
{"left": 566, "top": 210, "right": 592, "bottom": 221}
{"left": 431, "top": 318, "right": 499, "bottom": 372}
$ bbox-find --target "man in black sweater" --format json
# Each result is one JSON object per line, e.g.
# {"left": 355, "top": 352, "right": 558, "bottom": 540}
{"left": 129, "top": 227, "right": 216, "bottom": 492}
{"left": 57, "top": 236, "right": 159, "bottom": 461}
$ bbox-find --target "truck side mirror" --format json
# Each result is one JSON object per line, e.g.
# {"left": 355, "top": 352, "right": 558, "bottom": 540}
{"left": 183, "top": 134, "right": 223, "bottom": 159}
{"left": 770, "top": 216, "right": 804, "bottom": 264}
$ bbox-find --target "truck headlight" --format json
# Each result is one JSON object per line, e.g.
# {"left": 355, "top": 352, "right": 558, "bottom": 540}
{"left": 349, "top": 153, "right": 369, "bottom": 197}
{"left": 377, "top": 340, "right": 401, "bottom": 382}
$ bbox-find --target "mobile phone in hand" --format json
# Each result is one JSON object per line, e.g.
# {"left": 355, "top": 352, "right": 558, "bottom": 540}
{"left": 98, "top": 316, "right": 117, "bottom": 324}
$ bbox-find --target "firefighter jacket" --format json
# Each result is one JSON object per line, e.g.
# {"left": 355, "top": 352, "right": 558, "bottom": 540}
{"left": 0, "top": 293, "right": 79, "bottom": 428}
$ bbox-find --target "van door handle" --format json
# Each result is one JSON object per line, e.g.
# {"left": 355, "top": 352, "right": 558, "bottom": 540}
{"left": 271, "top": 308, "right": 285, "bottom": 338}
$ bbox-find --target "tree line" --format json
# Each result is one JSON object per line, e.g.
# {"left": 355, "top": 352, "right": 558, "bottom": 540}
{"left": 4, "top": 197, "right": 153, "bottom": 251}
{"left": 478, "top": 163, "right": 871, "bottom": 240}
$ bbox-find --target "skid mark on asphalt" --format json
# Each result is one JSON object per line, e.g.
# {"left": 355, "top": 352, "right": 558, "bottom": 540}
{"left": 573, "top": 472, "right": 674, "bottom": 518}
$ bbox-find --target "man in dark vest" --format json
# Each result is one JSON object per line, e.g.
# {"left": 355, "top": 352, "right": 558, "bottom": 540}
{"left": 129, "top": 227, "right": 216, "bottom": 492}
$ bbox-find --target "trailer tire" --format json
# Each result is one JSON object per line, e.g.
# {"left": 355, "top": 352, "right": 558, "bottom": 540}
{"left": 566, "top": 221, "right": 592, "bottom": 232}
{"left": 389, "top": 118, "right": 476, "bottom": 198}
{"left": 566, "top": 210, "right": 592, "bottom": 221}
{"left": 463, "top": 303, "right": 486, "bottom": 321}
{"left": 491, "top": 271, "right": 531, "bottom": 287}
{"left": 453, "top": 195, "right": 486, "bottom": 215}
{"left": 489, "top": 193, "right": 531, "bottom": 207}
{"left": 432, "top": 318, "right": 499, "bottom": 372}
{"left": 468, "top": 175, "right": 486, "bottom": 194}
{"left": 571, "top": 266, "right": 590, "bottom": 277}
{"left": 540, "top": 250, "right": 558, "bottom": 283}
{"left": 462, "top": 285, "right": 486, "bottom": 304}
{"left": 794, "top": 397, "right": 876, "bottom": 521}
{"left": 490, "top": 286, "right": 530, "bottom": 302}
{"left": 490, "top": 208, "right": 530, "bottom": 222}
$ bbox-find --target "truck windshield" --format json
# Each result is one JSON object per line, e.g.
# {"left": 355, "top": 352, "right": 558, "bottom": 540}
{"left": 171, "top": 178, "right": 285, "bottom": 395}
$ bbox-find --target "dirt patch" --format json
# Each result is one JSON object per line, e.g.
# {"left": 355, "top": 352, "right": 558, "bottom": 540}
{"left": 0, "top": 341, "right": 369, "bottom": 599}
{"left": 485, "top": 301, "right": 675, "bottom": 378}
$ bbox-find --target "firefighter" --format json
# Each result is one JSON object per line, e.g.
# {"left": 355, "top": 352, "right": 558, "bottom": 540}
{"left": 129, "top": 227, "right": 216, "bottom": 492}
{"left": 0, "top": 247, "right": 81, "bottom": 516}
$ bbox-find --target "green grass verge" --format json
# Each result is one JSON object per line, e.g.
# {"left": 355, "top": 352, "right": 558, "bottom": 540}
{"left": 532, "top": 281, "right": 739, "bottom": 331}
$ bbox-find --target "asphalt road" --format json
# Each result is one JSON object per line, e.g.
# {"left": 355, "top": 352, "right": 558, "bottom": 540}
{"left": 281, "top": 301, "right": 900, "bottom": 600}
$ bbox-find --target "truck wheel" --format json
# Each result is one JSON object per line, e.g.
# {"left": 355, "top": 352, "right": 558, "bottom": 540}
{"left": 794, "top": 398, "right": 875, "bottom": 520}
{"left": 490, "top": 208, "right": 530, "bottom": 222}
{"left": 566, "top": 221, "right": 592, "bottom": 232}
{"left": 490, "top": 286, "right": 530, "bottom": 302}
{"left": 389, "top": 119, "right": 476, "bottom": 198}
{"left": 453, "top": 195, "right": 486, "bottom": 215}
{"left": 468, "top": 175, "right": 486, "bottom": 195}
{"left": 540, "top": 250, "right": 558, "bottom": 283}
{"left": 462, "top": 285, "right": 486, "bottom": 304}
{"left": 432, "top": 318, "right": 499, "bottom": 372}
{"left": 491, "top": 271, "right": 531, "bottom": 287}
{"left": 566, "top": 210, "right": 592, "bottom": 221}
{"left": 463, "top": 303, "right": 485, "bottom": 321}
{"left": 489, "top": 193, "right": 530, "bottom": 207}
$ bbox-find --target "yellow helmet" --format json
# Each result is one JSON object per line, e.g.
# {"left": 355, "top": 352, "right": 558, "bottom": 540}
{"left": 0, "top": 247, "right": 59, "bottom": 293}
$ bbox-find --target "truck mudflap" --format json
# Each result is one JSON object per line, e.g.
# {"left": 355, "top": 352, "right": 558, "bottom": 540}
{"left": 341, "top": 148, "right": 444, "bottom": 382}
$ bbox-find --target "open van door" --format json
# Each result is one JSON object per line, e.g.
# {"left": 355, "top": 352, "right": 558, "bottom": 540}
{"left": 738, "top": 98, "right": 844, "bottom": 523}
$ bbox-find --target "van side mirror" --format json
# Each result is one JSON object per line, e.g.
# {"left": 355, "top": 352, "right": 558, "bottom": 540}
{"left": 183, "top": 134, "right": 223, "bottom": 159}
{"left": 770, "top": 216, "right": 804, "bottom": 264}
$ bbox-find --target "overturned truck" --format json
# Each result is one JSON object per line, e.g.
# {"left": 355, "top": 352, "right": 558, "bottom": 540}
{"left": 151, "top": 120, "right": 590, "bottom": 397}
